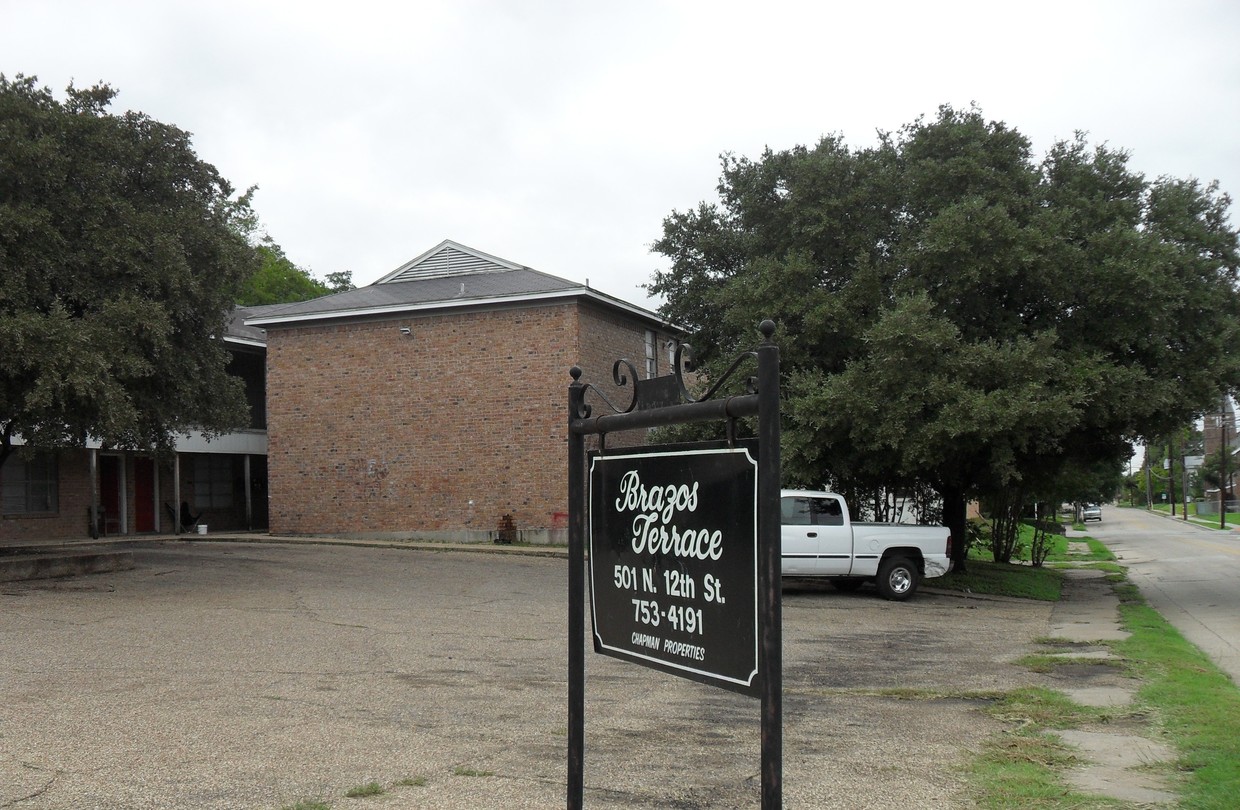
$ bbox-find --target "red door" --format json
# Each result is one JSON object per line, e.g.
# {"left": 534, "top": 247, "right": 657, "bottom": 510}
{"left": 134, "top": 458, "right": 155, "bottom": 532}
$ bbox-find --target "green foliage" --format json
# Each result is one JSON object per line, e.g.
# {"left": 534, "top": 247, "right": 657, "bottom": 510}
{"left": 1196, "top": 445, "right": 1233, "bottom": 499}
{"left": 323, "top": 271, "right": 354, "bottom": 293}
{"left": 1027, "top": 514, "right": 1055, "bottom": 568}
{"left": 0, "top": 74, "right": 257, "bottom": 463}
{"left": 982, "top": 490, "right": 1027, "bottom": 563}
{"left": 237, "top": 239, "right": 354, "bottom": 305}
{"left": 651, "top": 104, "right": 1240, "bottom": 562}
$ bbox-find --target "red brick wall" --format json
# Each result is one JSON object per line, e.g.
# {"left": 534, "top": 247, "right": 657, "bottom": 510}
{"left": 575, "top": 303, "right": 675, "bottom": 450}
{"left": 1, "top": 449, "right": 94, "bottom": 543}
{"left": 264, "top": 301, "right": 672, "bottom": 538}
{"left": 266, "top": 304, "right": 575, "bottom": 536}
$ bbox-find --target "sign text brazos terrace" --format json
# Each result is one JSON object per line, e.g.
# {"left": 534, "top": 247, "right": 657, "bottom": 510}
{"left": 589, "top": 443, "right": 759, "bottom": 695}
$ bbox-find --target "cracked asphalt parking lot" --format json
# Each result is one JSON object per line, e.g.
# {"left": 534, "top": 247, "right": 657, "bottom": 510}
{"left": 1, "top": 542, "right": 1052, "bottom": 809}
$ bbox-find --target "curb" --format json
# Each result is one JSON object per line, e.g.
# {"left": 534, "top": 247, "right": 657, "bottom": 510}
{"left": 172, "top": 533, "right": 571, "bottom": 559}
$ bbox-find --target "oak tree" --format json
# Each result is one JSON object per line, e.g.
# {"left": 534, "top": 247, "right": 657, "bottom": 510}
{"left": 0, "top": 75, "right": 260, "bottom": 467}
{"left": 651, "top": 106, "right": 1240, "bottom": 568}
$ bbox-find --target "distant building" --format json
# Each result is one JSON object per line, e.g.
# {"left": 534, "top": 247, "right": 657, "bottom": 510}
{"left": 1202, "top": 397, "right": 1237, "bottom": 461}
{"left": 1200, "top": 397, "right": 1240, "bottom": 503}
{"left": 246, "top": 240, "right": 679, "bottom": 543}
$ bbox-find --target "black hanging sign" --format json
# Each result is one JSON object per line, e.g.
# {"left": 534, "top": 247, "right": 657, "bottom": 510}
{"left": 588, "top": 441, "right": 759, "bottom": 696}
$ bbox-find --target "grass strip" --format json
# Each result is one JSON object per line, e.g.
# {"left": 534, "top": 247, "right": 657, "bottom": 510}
{"left": 1115, "top": 596, "right": 1240, "bottom": 808}
{"left": 962, "top": 569, "right": 1240, "bottom": 807}
{"left": 933, "top": 559, "right": 1064, "bottom": 601}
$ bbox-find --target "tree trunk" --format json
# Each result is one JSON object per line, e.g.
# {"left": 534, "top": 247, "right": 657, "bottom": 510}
{"left": 0, "top": 423, "right": 12, "bottom": 471}
{"left": 941, "top": 486, "right": 968, "bottom": 573}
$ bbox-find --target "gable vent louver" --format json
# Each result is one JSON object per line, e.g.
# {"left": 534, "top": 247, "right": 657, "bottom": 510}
{"left": 386, "top": 245, "right": 511, "bottom": 283}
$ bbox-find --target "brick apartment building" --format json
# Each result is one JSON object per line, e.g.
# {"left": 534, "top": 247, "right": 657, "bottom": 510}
{"left": 0, "top": 310, "right": 271, "bottom": 544}
{"left": 247, "top": 240, "right": 679, "bottom": 543}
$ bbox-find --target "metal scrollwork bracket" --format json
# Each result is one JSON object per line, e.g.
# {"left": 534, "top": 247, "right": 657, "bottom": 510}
{"left": 569, "top": 320, "right": 776, "bottom": 442}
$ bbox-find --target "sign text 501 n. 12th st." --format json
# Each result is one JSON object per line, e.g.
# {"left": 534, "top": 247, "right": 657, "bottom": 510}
{"left": 588, "top": 443, "right": 759, "bottom": 696}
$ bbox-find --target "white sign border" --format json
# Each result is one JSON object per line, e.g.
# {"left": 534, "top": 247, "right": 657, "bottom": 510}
{"left": 588, "top": 445, "right": 760, "bottom": 690}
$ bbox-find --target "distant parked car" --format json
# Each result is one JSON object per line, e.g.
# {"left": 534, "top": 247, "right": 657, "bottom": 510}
{"left": 1083, "top": 504, "right": 1102, "bottom": 522}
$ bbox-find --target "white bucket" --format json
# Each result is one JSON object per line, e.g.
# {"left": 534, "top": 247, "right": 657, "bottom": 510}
{"left": 196, "top": 524, "right": 208, "bottom": 535}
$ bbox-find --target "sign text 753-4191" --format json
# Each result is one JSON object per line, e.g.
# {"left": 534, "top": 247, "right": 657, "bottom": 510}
{"left": 588, "top": 442, "right": 759, "bottom": 696}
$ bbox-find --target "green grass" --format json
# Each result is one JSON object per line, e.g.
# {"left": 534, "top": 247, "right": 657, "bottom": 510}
{"left": 453, "top": 766, "right": 494, "bottom": 777}
{"left": 343, "top": 782, "right": 385, "bottom": 798}
{"left": 1062, "top": 536, "right": 1114, "bottom": 562}
{"left": 1116, "top": 598, "right": 1240, "bottom": 807}
{"left": 1149, "top": 502, "right": 1240, "bottom": 528}
{"left": 959, "top": 561, "right": 1240, "bottom": 807}
{"left": 986, "top": 685, "right": 1126, "bottom": 730}
{"left": 933, "top": 559, "right": 1064, "bottom": 601}
{"left": 394, "top": 776, "right": 427, "bottom": 787}
{"left": 1013, "top": 652, "right": 1124, "bottom": 674}
{"left": 934, "top": 518, "right": 1118, "bottom": 601}
{"left": 281, "top": 802, "right": 331, "bottom": 810}
{"left": 969, "top": 730, "right": 1116, "bottom": 808}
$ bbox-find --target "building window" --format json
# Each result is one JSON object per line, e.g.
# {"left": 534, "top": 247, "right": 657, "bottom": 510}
{"left": 645, "top": 330, "right": 657, "bottom": 378}
{"left": 1, "top": 452, "right": 59, "bottom": 515}
{"left": 193, "top": 455, "right": 234, "bottom": 509}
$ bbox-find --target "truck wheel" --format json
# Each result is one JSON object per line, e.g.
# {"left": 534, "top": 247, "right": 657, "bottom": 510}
{"left": 832, "top": 578, "right": 865, "bottom": 592}
{"left": 876, "top": 556, "right": 919, "bottom": 601}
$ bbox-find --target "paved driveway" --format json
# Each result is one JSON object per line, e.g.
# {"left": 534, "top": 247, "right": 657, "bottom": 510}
{"left": 1, "top": 541, "right": 1051, "bottom": 809}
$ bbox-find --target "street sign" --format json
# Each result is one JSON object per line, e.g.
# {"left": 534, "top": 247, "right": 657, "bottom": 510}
{"left": 567, "top": 319, "right": 782, "bottom": 808}
{"left": 588, "top": 442, "right": 759, "bottom": 696}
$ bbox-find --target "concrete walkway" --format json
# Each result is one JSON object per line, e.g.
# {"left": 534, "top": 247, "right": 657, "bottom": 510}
{"left": 1042, "top": 554, "right": 1177, "bottom": 805}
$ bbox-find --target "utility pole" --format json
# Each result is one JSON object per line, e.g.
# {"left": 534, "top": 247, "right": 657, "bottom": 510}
{"left": 1182, "top": 450, "right": 1190, "bottom": 521}
{"left": 1221, "top": 399, "right": 1228, "bottom": 530}
{"left": 1145, "top": 452, "right": 1153, "bottom": 510}
{"left": 1167, "top": 442, "right": 1177, "bottom": 517}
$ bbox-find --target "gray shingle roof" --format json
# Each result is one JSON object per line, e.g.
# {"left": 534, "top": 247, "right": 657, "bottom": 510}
{"left": 245, "top": 240, "right": 667, "bottom": 331}
{"left": 226, "top": 303, "right": 292, "bottom": 344}
{"left": 250, "top": 266, "right": 584, "bottom": 321}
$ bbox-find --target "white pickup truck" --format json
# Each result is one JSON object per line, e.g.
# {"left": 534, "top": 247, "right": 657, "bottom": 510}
{"left": 781, "top": 490, "right": 953, "bottom": 601}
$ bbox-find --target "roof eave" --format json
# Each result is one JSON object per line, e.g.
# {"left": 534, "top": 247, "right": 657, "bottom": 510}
{"left": 224, "top": 335, "right": 267, "bottom": 349}
{"left": 245, "top": 287, "right": 675, "bottom": 331}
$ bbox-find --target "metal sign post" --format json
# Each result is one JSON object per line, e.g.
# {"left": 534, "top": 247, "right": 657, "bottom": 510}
{"left": 567, "top": 320, "right": 781, "bottom": 808}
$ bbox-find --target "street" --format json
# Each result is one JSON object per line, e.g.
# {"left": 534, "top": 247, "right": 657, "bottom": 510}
{"left": 1092, "top": 506, "right": 1240, "bottom": 684}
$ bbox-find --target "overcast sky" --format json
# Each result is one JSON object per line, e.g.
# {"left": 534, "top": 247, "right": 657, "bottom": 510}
{"left": 4, "top": 1, "right": 1239, "bottom": 310}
